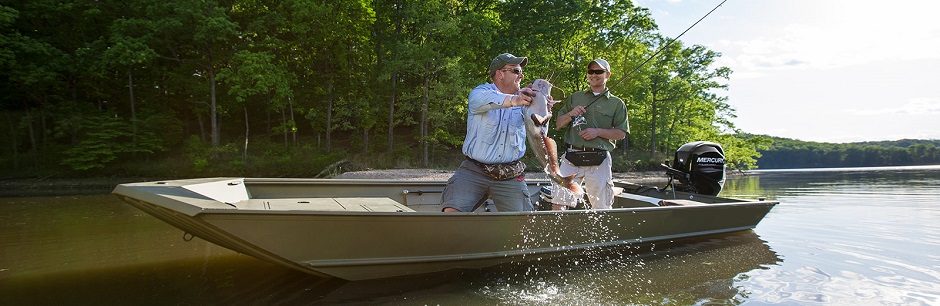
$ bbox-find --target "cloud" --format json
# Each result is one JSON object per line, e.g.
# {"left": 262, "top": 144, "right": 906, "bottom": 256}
{"left": 640, "top": 0, "right": 940, "bottom": 142}
{"left": 721, "top": 1, "right": 940, "bottom": 73}
{"left": 848, "top": 98, "right": 940, "bottom": 116}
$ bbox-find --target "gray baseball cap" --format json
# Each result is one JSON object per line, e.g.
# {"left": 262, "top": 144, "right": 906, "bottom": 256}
{"left": 590, "top": 58, "right": 611, "bottom": 72}
{"left": 488, "top": 53, "right": 528, "bottom": 77}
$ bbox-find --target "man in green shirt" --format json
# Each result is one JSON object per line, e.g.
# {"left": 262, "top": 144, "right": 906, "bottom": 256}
{"left": 552, "top": 58, "right": 629, "bottom": 210}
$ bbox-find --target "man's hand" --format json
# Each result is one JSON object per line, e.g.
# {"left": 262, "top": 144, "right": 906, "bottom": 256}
{"left": 567, "top": 105, "right": 586, "bottom": 118}
{"left": 579, "top": 128, "right": 600, "bottom": 140}
{"left": 519, "top": 87, "right": 536, "bottom": 98}
{"left": 511, "top": 88, "right": 534, "bottom": 106}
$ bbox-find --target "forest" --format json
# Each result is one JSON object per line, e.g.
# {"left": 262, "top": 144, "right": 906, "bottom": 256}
{"left": 3, "top": 0, "right": 773, "bottom": 179}
{"left": 754, "top": 137, "right": 940, "bottom": 169}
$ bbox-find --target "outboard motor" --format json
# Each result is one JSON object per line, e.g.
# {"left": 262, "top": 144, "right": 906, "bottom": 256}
{"left": 534, "top": 185, "right": 587, "bottom": 210}
{"left": 535, "top": 186, "right": 554, "bottom": 210}
{"left": 660, "top": 141, "right": 726, "bottom": 196}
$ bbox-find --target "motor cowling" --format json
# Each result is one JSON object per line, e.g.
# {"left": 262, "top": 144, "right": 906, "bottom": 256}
{"left": 668, "top": 141, "right": 726, "bottom": 196}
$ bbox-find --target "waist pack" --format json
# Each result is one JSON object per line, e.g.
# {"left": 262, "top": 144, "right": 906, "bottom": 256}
{"left": 467, "top": 157, "right": 526, "bottom": 181}
{"left": 565, "top": 150, "right": 607, "bottom": 167}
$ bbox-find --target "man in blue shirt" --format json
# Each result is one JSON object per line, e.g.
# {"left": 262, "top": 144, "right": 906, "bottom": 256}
{"left": 440, "top": 53, "right": 536, "bottom": 212}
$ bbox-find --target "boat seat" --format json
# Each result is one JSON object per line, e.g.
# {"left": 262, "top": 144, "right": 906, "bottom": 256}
{"left": 615, "top": 192, "right": 664, "bottom": 206}
{"left": 235, "top": 197, "right": 415, "bottom": 212}
{"left": 657, "top": 199, "right": 705, "bottom": 206}
{"left": 614, "top": 192, "right": 707, "bottom": 207}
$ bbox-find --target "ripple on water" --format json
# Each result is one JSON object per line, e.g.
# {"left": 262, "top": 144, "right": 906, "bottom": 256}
{"left": 757, "top": 186, "right": 939, "bottom": 303}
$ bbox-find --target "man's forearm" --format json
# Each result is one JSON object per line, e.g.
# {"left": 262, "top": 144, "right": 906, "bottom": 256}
{"left": 555, "top": 113, "right": 573, "bottom": 130}
{"left": 598, "top": 128, "right": 627, "bottom": 141}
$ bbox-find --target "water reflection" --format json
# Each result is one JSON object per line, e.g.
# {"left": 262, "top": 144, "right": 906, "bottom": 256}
{"left": 0, "top": 191, "right": 780, "bottom": 305}
{"left": 5, "top": 191, "right": 931, "bottom": 305}
{"left": 482, "top": 232, "right": 780, "bottom": 305}
{"left": 1, "top": 254, "right": 342, "bottom": 304}
{"left": 6, "top": 167, "right": 939, "bottom": 304}
{"left": 0, "top": 195, "right": 239, "bottom": 278}
{"left": 721, "top": 166, "right": 940, "bottom": 305}
{"left": 723, "top": 165, "right": 940, "bottom": 200}
{"left": 311, "top": 232, "right": 780, "bottom": 305}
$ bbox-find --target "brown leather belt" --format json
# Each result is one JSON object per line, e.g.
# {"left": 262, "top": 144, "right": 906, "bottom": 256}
{"left": 568, "top": 145, "right": 604, "bottom": 152}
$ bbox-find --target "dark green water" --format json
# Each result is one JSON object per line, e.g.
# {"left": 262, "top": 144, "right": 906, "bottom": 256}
{"left": 1, "top": 165, "right": 938, "bottom": 305}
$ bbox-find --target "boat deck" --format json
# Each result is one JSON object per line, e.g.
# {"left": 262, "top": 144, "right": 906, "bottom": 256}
{"left": 235, "top": 197, "right": 415, "bottom": 212}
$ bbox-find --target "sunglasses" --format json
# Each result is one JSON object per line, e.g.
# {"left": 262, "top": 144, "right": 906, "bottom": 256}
{"left": 500, "top": 68, "right": 524, "bottom": 75}
{"left": 587, "top": 69, "right": 607, "bottom": 75}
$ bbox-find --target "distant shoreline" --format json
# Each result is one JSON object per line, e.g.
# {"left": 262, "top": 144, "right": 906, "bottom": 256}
{"left": 0, "top": 177, "right": 161, "bottom": 197}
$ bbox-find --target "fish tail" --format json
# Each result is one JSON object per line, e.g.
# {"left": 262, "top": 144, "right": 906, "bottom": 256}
{"left": 563, "top": 173, "right": 583, "bottom": 195}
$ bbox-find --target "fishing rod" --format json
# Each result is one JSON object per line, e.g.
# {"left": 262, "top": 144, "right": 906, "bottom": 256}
{"left": 608, "top": 0, "right": 728, "bottom": 89}
{"left": 549, "top": 0, "right": 727, "bottom": 102}
{"left": 553, "top": 0, "right": 727, "bottom": 130}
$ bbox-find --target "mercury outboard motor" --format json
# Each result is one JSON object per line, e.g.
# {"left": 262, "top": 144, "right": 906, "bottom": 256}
{"left": 660, "top": 141, "right": 726, "bottom": 196}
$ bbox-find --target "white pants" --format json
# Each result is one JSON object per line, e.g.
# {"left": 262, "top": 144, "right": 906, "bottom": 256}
{"left": 551, "top": 151, "right": 614, "bottom": 209}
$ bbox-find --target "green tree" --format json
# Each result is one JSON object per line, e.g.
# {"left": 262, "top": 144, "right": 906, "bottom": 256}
{"left": 0, "top": 2, "right": 69, "bottom": 158}
{"left": 137, "top": 0, "right": 239, "bottom": 149}
{"left": 3, "top": 0, "right": 837, "bottom": 177}
{"left": 217, "top": 50, "right": 293, "bottom": 163}
{"left": 59, "top": 111, "right": 164, "bottom": 171}
{"left": 103, "top": 15, "right": 159, "bottom": 140}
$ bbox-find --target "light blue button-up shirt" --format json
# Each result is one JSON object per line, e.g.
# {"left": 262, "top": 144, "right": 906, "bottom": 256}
{"left": 462, "top": 83, "right": 527, "bottom": 164}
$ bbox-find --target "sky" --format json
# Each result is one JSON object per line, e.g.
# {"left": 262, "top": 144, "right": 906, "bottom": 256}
{"left": 635, "top": 0, "right": 940, "bottom": 143}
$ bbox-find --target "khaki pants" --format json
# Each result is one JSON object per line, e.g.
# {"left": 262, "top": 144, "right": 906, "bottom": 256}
{"left": 440, "top": 160, "right": 534, "bottom": 212}
{"left": 551, "top": 151, "right": 614, "bottom": 209}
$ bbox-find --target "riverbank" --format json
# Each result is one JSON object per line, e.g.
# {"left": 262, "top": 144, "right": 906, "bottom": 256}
{"left": 0, "top": 177, "right": 166, "bottom": 197}
{"left": 0, "top": 169, "right": 672, "bottom": 197}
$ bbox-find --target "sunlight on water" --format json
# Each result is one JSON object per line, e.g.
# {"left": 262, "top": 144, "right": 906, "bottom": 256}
{"left": 2, "top": 166, "right": 938, "bottom": 304}
{"left": 472, "top": 232, "right": 780, "bottom": 305}
{"left": 484, "top": 211, "right": 654, "bottom": 305}
{"left": 723, "top": 166, "right": 940, "bottom": 305}
{"left": 470, "top": 205, "right": 786, "bottom": 305}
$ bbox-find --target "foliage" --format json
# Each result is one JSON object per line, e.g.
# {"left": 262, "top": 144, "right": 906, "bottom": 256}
{"left": 5, "top": 0, "right": 911, "bottom": 178}
{"left": 748, "top": 135, "right": 940, "bottom": 169}
{"left": 177, "top": 136, "right": 349, "bottom": 177}
{"left": 718, "top": 133, "right": 771, "bottom": 170}
{"left": 60, "top": 112, "right": 165, "bottom": 171}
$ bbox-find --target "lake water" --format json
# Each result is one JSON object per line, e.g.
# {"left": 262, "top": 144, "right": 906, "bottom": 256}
{"left": 1, "top": 165, "right": 938, "bottom": 305}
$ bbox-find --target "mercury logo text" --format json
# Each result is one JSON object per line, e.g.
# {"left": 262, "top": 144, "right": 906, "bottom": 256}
{"left": 696, "top": 157, "right": 724, "bottom": 164}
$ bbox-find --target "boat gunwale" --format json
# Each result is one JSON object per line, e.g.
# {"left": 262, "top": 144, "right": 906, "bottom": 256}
{"left": 195, "top": 200, "right": 778, "bottom": 215}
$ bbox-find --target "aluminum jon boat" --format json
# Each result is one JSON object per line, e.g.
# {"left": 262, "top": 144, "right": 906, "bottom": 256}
{"left": 112, "top": 176, "right": 777, "bottom": 281}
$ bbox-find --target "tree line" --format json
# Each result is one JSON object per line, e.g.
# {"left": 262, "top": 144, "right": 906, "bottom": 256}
{"left": 752, "top": 136, "right": 940, "bottom": 169}
{"left": 0, "top": 0, "right": 768, "bottom": 178}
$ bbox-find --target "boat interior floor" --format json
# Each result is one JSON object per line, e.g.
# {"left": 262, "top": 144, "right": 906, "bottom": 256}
{"left": 235, "top": 197, "right": 416, "bottom": 212}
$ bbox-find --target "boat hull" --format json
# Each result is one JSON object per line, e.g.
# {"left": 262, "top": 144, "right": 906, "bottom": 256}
{"left": 113, "top": 177, "right": 777, "bottom": 280}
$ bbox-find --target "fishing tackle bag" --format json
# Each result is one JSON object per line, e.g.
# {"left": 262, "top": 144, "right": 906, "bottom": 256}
{"left": 564, "top": 151, "right": 607, "bottom": 167}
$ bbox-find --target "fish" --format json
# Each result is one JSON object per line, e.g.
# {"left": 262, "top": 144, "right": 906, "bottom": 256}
{"left": 525, "top": 79, "right": 582, "bottom": 195}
